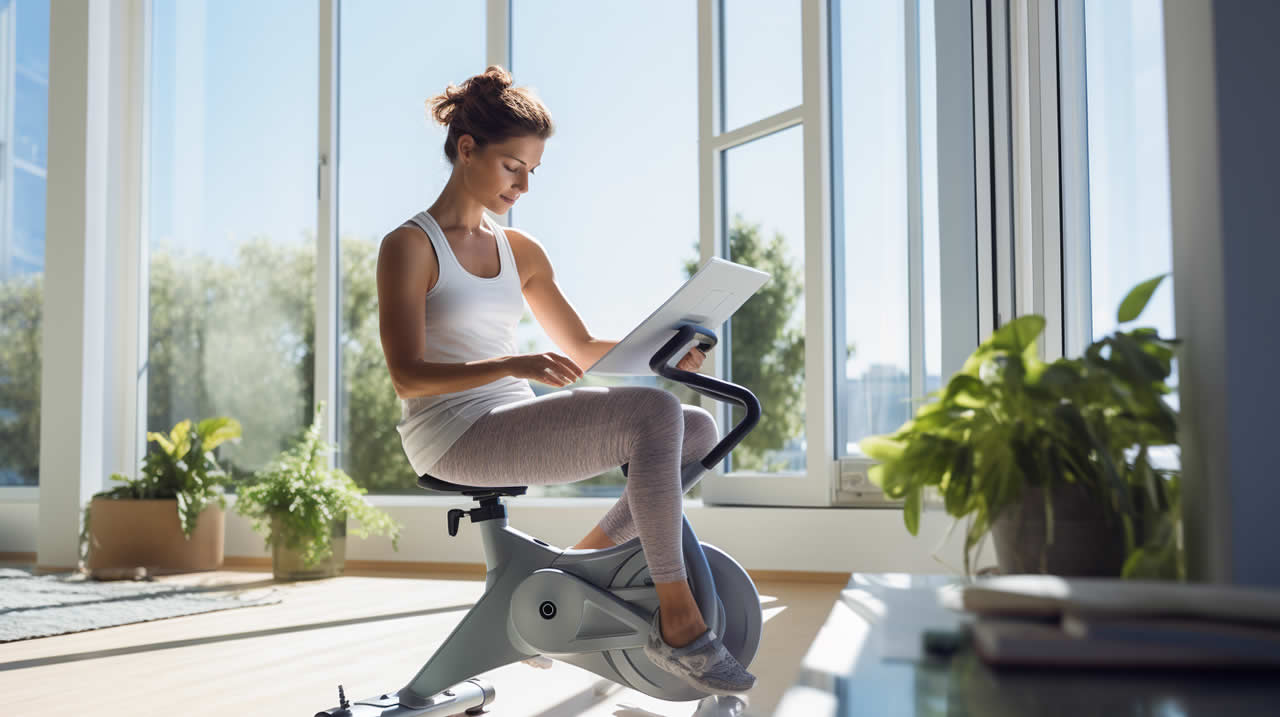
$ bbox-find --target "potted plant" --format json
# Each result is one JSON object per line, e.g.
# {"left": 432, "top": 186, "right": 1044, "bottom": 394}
{"left": 862, "top": 275, "right": 1182, "bottom": 578}
{"left": 82, "top": 417, "right": 243, "bottom": 574}
{"left": 233, "top": 403, "right": 402, "bottom": 580}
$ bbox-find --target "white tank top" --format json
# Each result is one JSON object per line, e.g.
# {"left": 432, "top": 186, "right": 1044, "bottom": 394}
{"left": 396, "top": 209, "right": 536, "bottom": 475}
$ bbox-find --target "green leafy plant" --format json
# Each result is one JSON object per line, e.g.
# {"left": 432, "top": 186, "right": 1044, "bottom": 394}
{"left": 88, "top": 417, "right": 243, "bottom": 541}
{"left": 233, "top": 402, "right": 401, "bottom": 568}
{"left": 862, "top": 275, "right": 1181, "bottom": 578}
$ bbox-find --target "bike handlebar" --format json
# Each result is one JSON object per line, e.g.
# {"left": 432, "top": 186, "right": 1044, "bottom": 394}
{"left": 648, "top": 324, "right": 762, "bottom": 470}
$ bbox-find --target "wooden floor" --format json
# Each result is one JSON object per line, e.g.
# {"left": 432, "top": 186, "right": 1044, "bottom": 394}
{"left": 2, "top": 565, "right": 844, "bottom": 717}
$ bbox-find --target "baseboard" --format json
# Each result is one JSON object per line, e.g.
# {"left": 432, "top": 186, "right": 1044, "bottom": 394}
{"left": 221, "top": 555, "right": 848, "bottom": 584}
{"left": 222, "top": 556, "right": 488, "bottom": 577}
{"left": 747, "top": 569, "right": 851, "bottom": 585}
{"left": 7, "top": 551, "right": 848, "bottom": 585}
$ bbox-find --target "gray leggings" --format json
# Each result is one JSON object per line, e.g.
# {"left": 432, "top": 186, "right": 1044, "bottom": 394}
{"left": 428, "top": 386, "right": 718, "bottom": 583}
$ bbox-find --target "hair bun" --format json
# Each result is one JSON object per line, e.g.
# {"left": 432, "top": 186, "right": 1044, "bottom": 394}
{"left": 427, "top": 65, "right": 513, "bottom": 128}
{"left": 425, "top": 65, "right": 553, "bottom": 165}
{"left": 466, "top": 65, "right": 513, "bottom": 96}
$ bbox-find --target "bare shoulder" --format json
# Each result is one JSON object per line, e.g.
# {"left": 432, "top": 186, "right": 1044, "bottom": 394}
{"left": 503, "top": 225, "right": 545, "bottom": 254}
{"left": 381, "top": 223, "right": 429, "bottom": 257}
{"left": 503, "top": 226, "right": 552, "bottom": 285}
{"left": 379, "top": 223, "right": 438, "bottom": 290}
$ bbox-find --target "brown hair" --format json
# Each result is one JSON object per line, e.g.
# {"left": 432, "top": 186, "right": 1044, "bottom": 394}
{"left": 427, "top": 65, "right": 554, "bottom": 165}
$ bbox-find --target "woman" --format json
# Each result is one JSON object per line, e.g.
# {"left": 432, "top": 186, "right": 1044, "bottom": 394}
{"left": 376, "top": 66, "right": 755, "bottom": 695}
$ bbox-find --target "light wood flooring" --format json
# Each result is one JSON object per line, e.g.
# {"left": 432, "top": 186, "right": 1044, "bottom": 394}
{"left": 2, "top": 565, "right": 844, "bottom": 717}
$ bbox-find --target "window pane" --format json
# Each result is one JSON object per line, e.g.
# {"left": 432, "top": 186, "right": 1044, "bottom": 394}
{"left": 1082, "top": 0, "right": 1174, "bottom": 341}
{"left": 834, "top": 0, "right": 911, "bottom": 452}
{"left": 0, "top": 0, "right": 49, "bottom": 487}
{"left": 722, "top": 0, "right": 802, "bottom": 133}
{"left": 338, "top": 1, "right": 484, "bottom": 493}
{"left": 512, "top": 0, "right": 699, "bottom": 496}
{"left": 147, "top": 0, "right": 317, "bottom": 479}
{"left": 724, "top": 126, "right": 806, "bottom": 473}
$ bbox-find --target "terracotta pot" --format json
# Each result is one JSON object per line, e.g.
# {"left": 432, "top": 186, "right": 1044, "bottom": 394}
{"left": 991, "top": 481, "right": 1127, "bottom": 576}
{"left": 86, "top": 497, "right": 225, "bottom": 573}
{"left": 270, "top": 514, "right": 346, "bottom": 581}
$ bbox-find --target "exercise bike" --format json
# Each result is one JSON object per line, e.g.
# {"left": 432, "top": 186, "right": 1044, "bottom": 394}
{"left": 316, "top": 323, "right": 764, "bottom": 716}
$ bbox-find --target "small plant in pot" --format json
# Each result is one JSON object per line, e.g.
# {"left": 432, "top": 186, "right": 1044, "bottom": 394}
{"left": 861, "top": 275, "right": 1182, "bottom": 579}
{"left": 82, "top": 417, "right": 243, "bottom": 575}
{"left": 233, "top": 402, "right": 402, "bottom": 580}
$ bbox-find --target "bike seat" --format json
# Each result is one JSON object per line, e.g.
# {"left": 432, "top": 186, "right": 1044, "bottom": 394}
{"left": 417, "top": 473, "right": 528, "bottom": 498}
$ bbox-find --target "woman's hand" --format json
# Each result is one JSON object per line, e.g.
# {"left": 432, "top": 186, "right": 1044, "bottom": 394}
{"left": 504, "top": 352, "right": 584, "bottom": 388}
{"left": 675, "top": 347, "right": 708, "bottom": 372}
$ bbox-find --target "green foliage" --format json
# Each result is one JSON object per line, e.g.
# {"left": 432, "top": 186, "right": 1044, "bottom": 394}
{"left": 864, "top": 275, "right": 1183, "bottom": 578}
{"left": 147, "top": 240, "right": 315, "bottom": 481}
{"left": 144, "top": 235, "right": 408, "bottom": 492}
{"left": 0, "top": 274, "right": 42, "bottom": 485}
{"left": 93, "top": 416, "right": 244, "bottom": 539}
{"left": 233, "top": 402, "right": 401, "bottom": 568}
{"left": 683, "top": 215, "right": 806, "bottom": 472}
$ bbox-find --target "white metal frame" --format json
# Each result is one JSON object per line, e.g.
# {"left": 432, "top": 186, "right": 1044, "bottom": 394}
{"left": 316, "top": 0, "right": 339, "bottom": 456}
{"left": 972, "top": 0, "right": 997, "bottom": 340}
{"left": 105, "top": 0, "right": 150, "bottom": 491}
{"left": 702, "top": 0, "right": 985, "bottom": 507}
{"left": 27, "top": 0, "right": 149, "bottom": 569}
{"left": 905, "top": 0, "right": 926, "bottom": 405}
{"left": 1057, "top": 0, "right": 1093, "bottom": 357}
{"left": 989, "top": 0, "right": 1015, "bottom": 331}
{"left": 698, "top": 0, "right": 834, "bottom": 508}
{"left": 1007, "top": 0, "right": 1064, "bottom": 358}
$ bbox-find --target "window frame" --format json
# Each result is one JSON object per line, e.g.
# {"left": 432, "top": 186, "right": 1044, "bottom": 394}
{"left": 698, "top": 0, "right": 835, "bottom": 507}
{"left": 794, "top": 0, "right": 983, "bottom": 508}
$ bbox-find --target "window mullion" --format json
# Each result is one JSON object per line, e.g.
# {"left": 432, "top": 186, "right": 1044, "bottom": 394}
{"left": 905, "top": 0, "right": 925, "bottom": 404}
{"left": 488, "top": 0, "right": 511, "bottom": 228}
{"left": 801, "top": 0, "right": 833, "bottom": 500}
{"left": 316, "top": 0, "right": 339, "bottom": 460}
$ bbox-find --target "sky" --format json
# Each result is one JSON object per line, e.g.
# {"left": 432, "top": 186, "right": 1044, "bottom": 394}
{"left": 142, "top": 0, "right": 1175, "bottom": 439}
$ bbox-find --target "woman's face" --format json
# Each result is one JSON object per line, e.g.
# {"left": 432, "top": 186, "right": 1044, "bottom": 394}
{"left": 456, "top": 134, "right": 545, "bottom": 215}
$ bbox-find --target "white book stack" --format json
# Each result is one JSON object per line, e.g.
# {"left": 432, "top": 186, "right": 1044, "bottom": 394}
{"left": 945, "top": 575, "right": 1280, "bottom": 668}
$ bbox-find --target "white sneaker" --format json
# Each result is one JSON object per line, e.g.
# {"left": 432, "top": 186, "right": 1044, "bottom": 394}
{"left": 642, "top": 609, "right": 756, "bottom": 695}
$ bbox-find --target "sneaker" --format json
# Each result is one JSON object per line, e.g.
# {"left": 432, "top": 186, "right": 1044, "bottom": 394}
{"left": 643, "top": 608, "right": 757, "bottom": 695}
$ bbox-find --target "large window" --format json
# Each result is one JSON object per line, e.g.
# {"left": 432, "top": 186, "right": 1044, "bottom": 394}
{"left": 1077, "top": 0, "right": 1174, "bottom": 342}
{"left": 337, "top": 1, "right": 485, "bottom": 494}
{"left": 832, "top": 0, "right": 943, "bottom": 455}
{"left": 146, "top": 0, "right": 317, "bottom": 479}
{"left": 511, "top": 0, "right": 699, "bottom": 496}
{"left": 712, "top": 0, "right": 810, "bottom": 480}
{"left": 0, "top": 0, "right": 48, "bottom": 487}
{"left": 724, "top": 127, "right": 806, "bottom": 473}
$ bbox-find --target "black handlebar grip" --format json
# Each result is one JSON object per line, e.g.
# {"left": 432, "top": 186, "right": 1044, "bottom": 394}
{"left": 649, "top": 324, "right": 761, "bottom": 469}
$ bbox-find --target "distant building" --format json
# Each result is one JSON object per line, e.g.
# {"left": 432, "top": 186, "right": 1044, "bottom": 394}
{"left": 842, "top": 364, "right": 941, "bottom": 454}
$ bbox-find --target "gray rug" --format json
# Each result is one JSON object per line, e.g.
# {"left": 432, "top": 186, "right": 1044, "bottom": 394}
{"left": 0, "top": 568, "right": 282, "bottom": 643}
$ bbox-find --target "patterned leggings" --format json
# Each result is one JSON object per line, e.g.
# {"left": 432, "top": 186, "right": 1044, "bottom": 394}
{"left": 428, "top": 386, "right": 718, "bottom": 583}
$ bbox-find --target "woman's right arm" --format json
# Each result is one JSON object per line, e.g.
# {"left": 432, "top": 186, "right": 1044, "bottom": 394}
{"left": 377, "top": 228, "right": 583, "bottom": 400}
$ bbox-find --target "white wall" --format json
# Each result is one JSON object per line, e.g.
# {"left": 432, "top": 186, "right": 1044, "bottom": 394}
{"left": 6, "top": 497, "right": 996, "bottom": 575}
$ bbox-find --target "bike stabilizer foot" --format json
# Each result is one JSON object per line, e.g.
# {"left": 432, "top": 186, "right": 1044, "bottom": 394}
{"left": 314, "top": 678, "right": 495, "bottom": 716}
